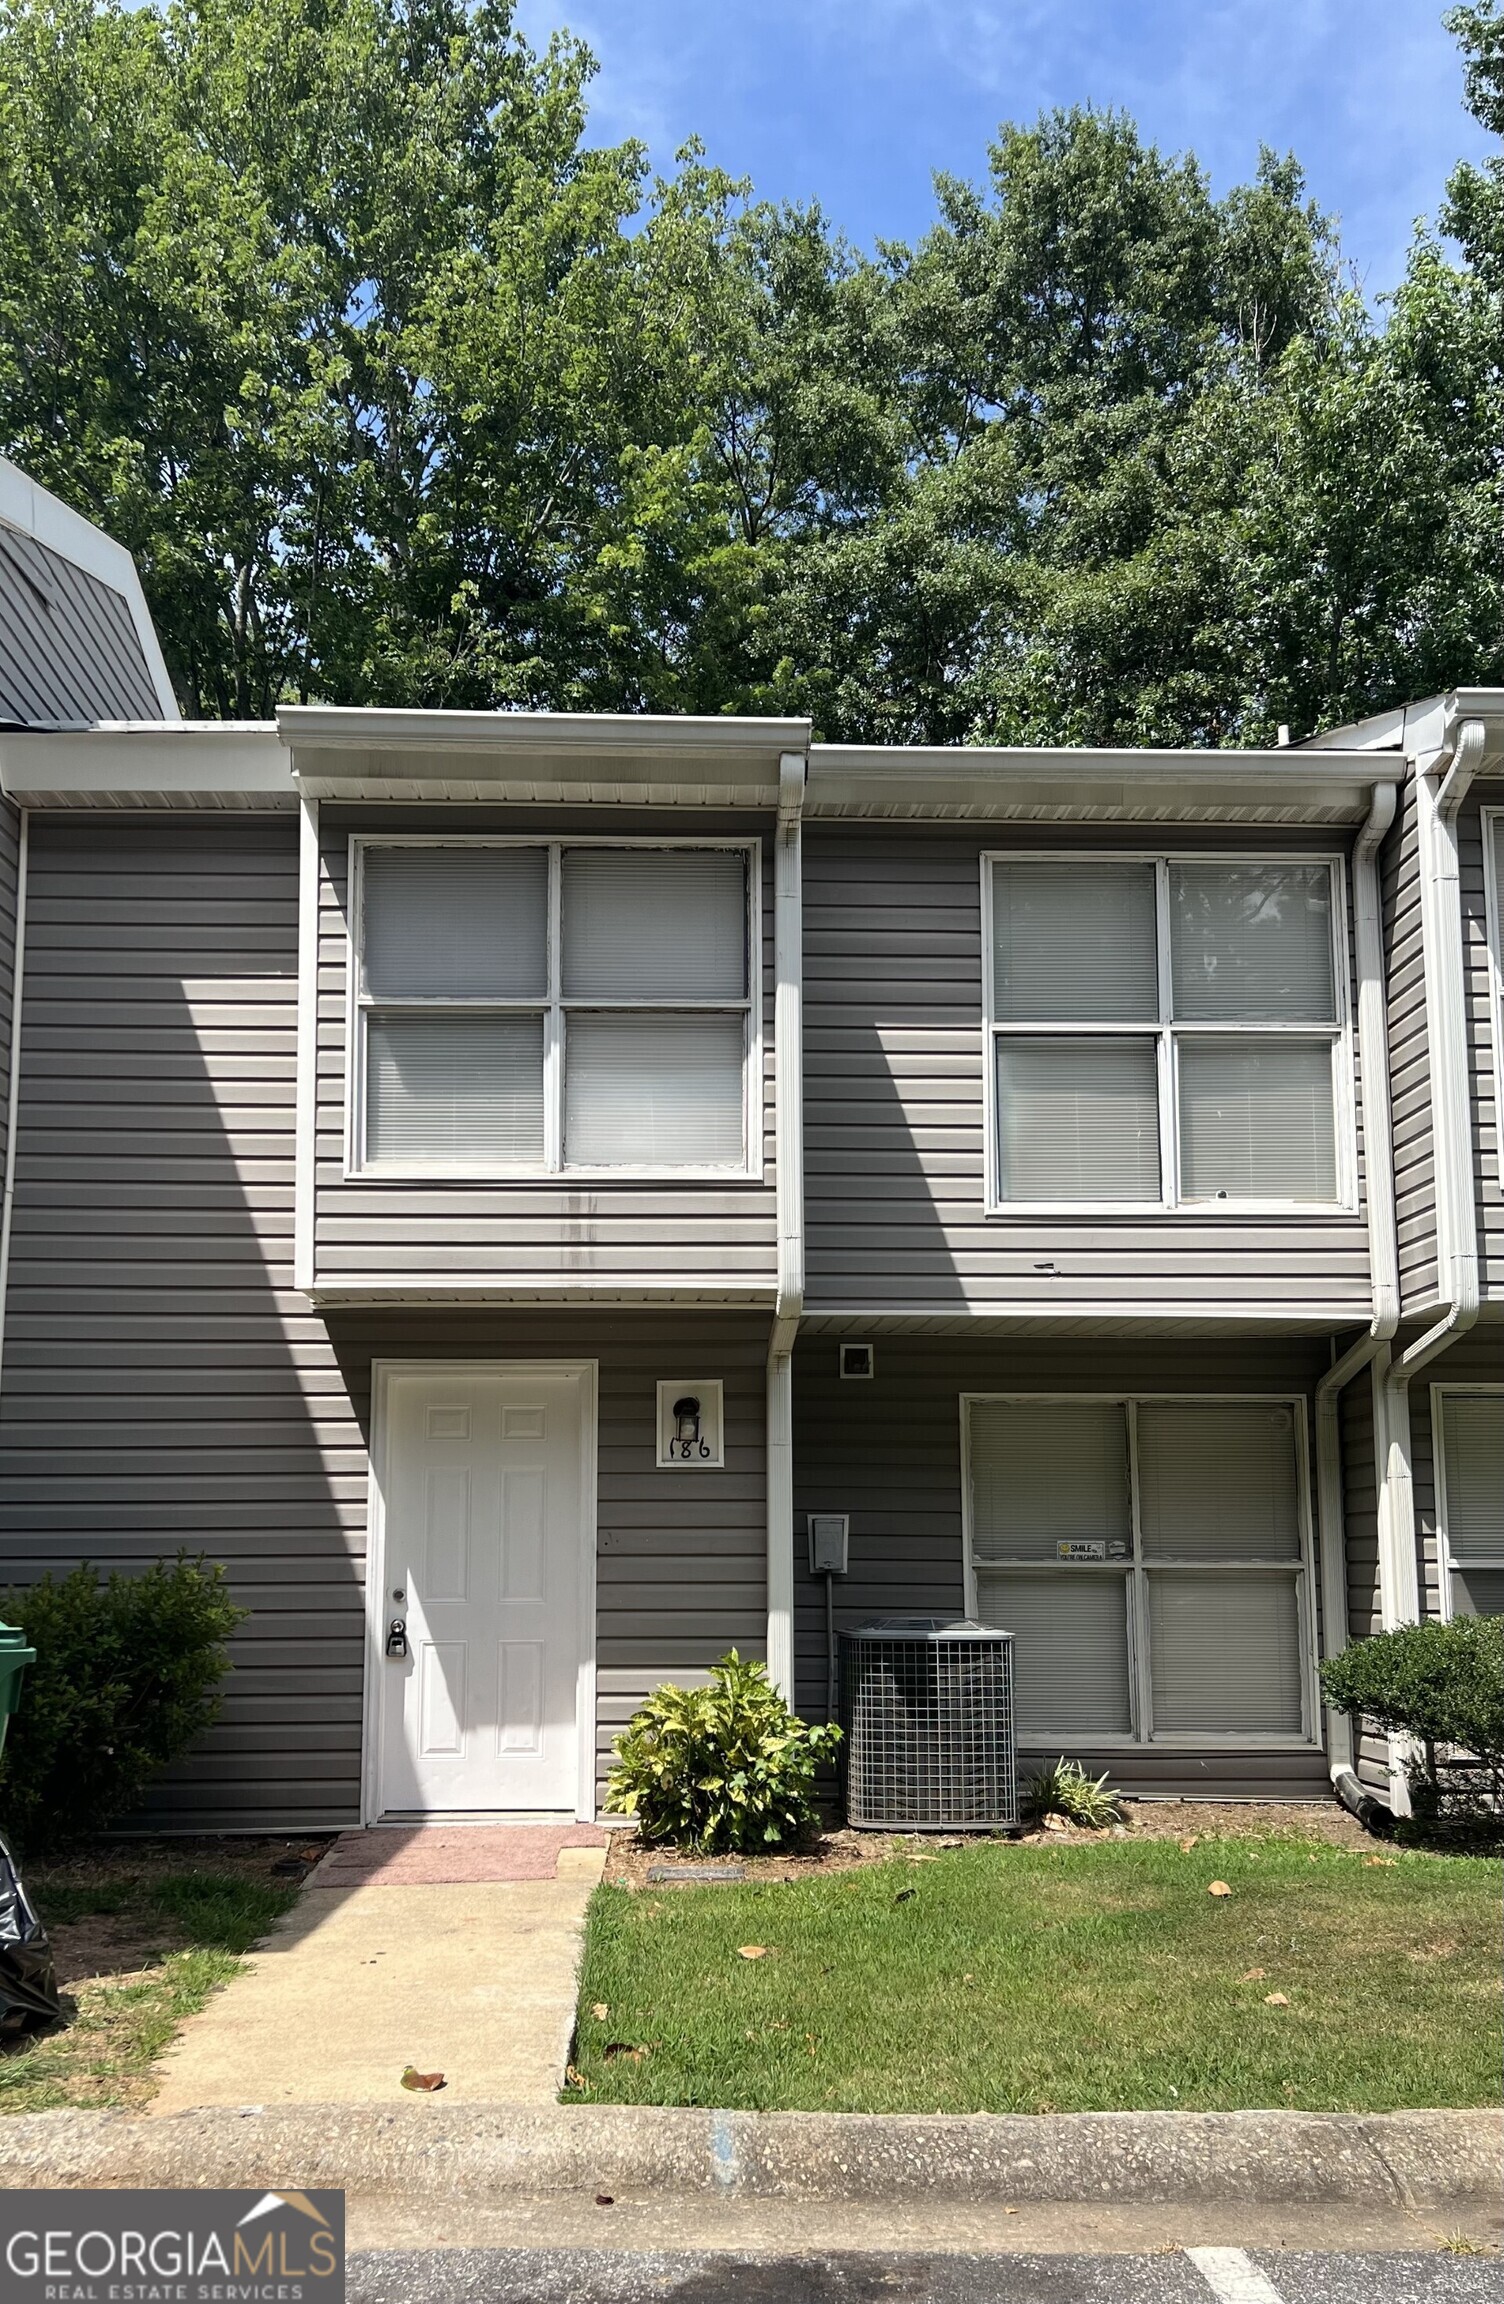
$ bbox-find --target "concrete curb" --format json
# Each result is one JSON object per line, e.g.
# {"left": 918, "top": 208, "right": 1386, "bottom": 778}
{"left": 0, "top": 2106, "right": 1497, "bottom": 2209}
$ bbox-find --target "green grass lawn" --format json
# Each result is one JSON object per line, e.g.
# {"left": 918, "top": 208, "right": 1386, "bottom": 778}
{"left": 1, "top": 1868, "right": 298, "bottom": 2114}
{"left": 571, "top": 1835, "right": 1502, "bottom": 2113}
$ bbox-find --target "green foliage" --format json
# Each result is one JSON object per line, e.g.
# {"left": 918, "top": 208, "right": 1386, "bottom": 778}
{"left": 1024, "top": 1756, "right": 1123, "bottom": 1830}
{"left": 0, "top": 1558, "right": 245, "bottom": 1851}
{"left": 607, "top": 1650, "right": 841, "bottom": 1854}
{"left": 1320, "top": 1619, "right": 1504, "bottom": 1830}
{"left": 1, "top": 0, "right": 1499, "bottom": 739}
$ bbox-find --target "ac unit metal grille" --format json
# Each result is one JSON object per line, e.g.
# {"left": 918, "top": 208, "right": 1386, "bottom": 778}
{"left": 841, "top": 1619, "right": 1017, "bottom": 1831}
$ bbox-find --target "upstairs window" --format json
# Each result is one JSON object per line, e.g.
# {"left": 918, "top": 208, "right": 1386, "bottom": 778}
{"left": 353, "top": 841, "right": 755, "bottom": 1174}
{"left": 986, "top": 855, "right": 1349, "bottom": 1209}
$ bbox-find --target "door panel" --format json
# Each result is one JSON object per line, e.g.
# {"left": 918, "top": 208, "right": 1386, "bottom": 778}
{"left": 378, "top": 1367, "right": 585, "bottom": 1814}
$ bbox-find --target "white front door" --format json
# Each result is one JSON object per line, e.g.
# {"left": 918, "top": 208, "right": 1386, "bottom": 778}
{"left": 375, "top": 1365, "right": 588, "bottom": 1816}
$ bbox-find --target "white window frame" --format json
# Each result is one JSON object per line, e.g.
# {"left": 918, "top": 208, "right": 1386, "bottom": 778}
{"left": 1483, "top": 805, "right": 1504, "bottom": 1199}
{"left": 1429, "top": 1381, "right": 1504, "bottom": 1624}
{"left": 980, "top": 849, "right": 1357, "bottom": 1216}
{"left": 959, "top": 1390, "right": 1320, "bottom": 1747}
{"left": 346, "top": 835, "right": 762, "bottom": 1181}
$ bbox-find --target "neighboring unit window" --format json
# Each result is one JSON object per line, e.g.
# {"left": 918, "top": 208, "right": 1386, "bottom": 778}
{"left": 988, "top": 857, "right": 1344, "bottom": 1206}
{"left": 1435, "top": 1390, "right": 1504, "bottom": 1618}
{"left": 967, "top": 1396, "right": 1311, "bottom": 1742}
{"left": 356, "top": 843, "right": 752, "bottom": 1172}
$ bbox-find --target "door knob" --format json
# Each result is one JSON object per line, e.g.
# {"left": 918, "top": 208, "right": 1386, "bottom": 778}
{"left": 385, "top": 1616, "right": 408, "bottom": 1658}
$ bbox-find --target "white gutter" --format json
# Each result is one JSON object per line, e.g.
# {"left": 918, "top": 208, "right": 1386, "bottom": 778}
{"left": 766, "top": 750, "right": 807, "bottom": 1705}
{"left": 293, "top": 793, "right": 320, "bottom": 1297}
{"left": 1375, "top": 716, "right": 1486, "bottom": 1812}
{"left": 0, "top": 810, "right": 27, "bottom": 1408}
{"left": 1314, "top": 783, "right": 1400, "bottom": 1817}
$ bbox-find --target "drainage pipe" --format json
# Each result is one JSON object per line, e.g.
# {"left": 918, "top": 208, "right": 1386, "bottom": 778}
{"left": 1375, "top": 718, "right": 1485, "bottom": 1812}
{"left": 1314, "top": 781, "right": 1399, "bottom": 1817}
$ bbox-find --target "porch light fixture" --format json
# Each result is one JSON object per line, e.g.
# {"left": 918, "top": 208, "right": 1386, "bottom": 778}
{"left": 656, "top": 1378, "right": 725, "bottom": 1468}
{"left": 839, "top": 1343, "right": 875, "bottom": 1380}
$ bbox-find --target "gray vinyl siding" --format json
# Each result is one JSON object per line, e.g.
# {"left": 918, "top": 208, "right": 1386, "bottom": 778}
{"left": 1461, "top": 781, "right": 1504, "bottom": 1296}
{"left": 803, "top": 826, "right": 1373, "bottom": 1318}
{"left": 322, "top": 1307, "right": 769, "bottom": 1811}
{"left": 1383, "top": 781, "right": 1439, "bottom": 1309}
{"left": 0, "top": 525, "right": 163, "bottom": 725}
{"left": 792, "top": 1332, "right": 1333, "bottom": 1801}
{"left": 0, "top": 799, "right": 17, "bottom": 1179}
{"left": 313, "top": 810, "right": 778, "bottom": 1294}
{"left": 0, "top": 814, "right": 365, "bottom": 1830}
{"left": 1339, "top": 1358, "right": 1390, "bottom": 1799}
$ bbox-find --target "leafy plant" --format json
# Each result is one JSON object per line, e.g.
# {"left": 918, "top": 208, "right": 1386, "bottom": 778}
{"left": 607, "top": 1650, "right": 841, "bottom": 1854}
{"left": 1321, "top": 1618, "right": 1504, "bottom": 1833}
{"left": 1024, "top": 1756, "right": 1123, "bottom": 1830}
{"left": 0, "top": 1558, "right": 245, "bottom": 1853}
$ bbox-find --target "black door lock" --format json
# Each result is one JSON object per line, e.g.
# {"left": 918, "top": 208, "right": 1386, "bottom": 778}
{"left": 385, "top": 1616, "right": 408, "bottom": 1658}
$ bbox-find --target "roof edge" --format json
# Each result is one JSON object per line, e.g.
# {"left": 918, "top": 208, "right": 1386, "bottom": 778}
{"left": 0, "top": 458, "right": 179, "bottom": 722}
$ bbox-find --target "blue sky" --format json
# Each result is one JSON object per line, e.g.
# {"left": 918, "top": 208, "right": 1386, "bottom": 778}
{"left": 511, "top": 0, "right": 1493, "bottom": 300}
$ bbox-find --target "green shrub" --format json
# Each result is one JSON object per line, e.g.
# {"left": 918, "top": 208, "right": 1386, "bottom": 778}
{"left": 1320, "top": 1618, "right": 1504, "bottom": 1830}
{"left": 1024, "top": 1755, "right": 1123, "bottom": 1830}
{"left": 0, "top": 1557, "right": 245, "bottom": 1852}
{"left": 607, "top": 1649, "right": 841, "bottom": 1854}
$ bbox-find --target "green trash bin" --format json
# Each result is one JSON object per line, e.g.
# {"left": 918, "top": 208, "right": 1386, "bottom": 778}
{"left": 0, "top": 1622, "right": 34, "bottom": 1763}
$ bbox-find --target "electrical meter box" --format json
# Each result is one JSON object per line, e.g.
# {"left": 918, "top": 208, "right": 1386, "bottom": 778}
{"left": 808, "top": 1513, "right": 850, "bottom": 1576}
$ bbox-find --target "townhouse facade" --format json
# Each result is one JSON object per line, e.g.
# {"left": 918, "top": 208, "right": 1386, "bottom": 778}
{"left": 0, "top": 462, "right": 1498, "bottom": 1831}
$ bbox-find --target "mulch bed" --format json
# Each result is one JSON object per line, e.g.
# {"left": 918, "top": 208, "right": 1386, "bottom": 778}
{"left": 601, "top": 1799, "right": 1374, "bottom": 1890}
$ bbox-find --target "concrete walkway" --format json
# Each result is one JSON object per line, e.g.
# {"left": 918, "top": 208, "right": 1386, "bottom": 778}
{"left": 149, "top": 1827, "right": 607, "bottom": 2115}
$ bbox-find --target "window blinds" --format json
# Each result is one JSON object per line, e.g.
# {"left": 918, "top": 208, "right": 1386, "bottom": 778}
{"left": 1169, "top": 864, "right": 1335, "bottom": 1020}
{"left": 974, "top": 1569, "right": 1133, "bottom": 1736}
{"left": 970, "top": 1400, "right": 1131, "bottom": 1558}
{"left": 562, "top": 849, "right": 748, "bottom": 1000}
{"left": 365, "top": 1015, "right": 545, "bottom": 1165}
{"left": 1439, "top": 1394, "right": 1504, "bottom": 1559}
{"left": 1177, "top": 1038, "right": 1336, "bottom": 1201}
{"left": 1148, "top": 1572, "right": 1303, "bottom": 1735}
{"left": 992, "top": 861, "right": 1158, "bottom": 1021}
{"left": 564, "top": 1013, "right": 746, "bottom": 1166}
{"left": 995, "top": 1037, "right": 1161, "bottom": 1201}
{"left": 362, "top": 846, "right": 548, "bottom": 1000}
{"left": 1136, "top": 1402, "right": 1301, "bottom": 1560}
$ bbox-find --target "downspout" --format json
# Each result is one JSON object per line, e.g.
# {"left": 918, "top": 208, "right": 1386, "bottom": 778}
{"left": 1376, "top": 718, "right": 1484, "bottom": 1812}
{"left": 1314, "top": 781, "right": 1398, "bottom": 1825}
{"left": 766, "top": 751, "right": 806, "bottom": 1705}
{"left": 0, "top": 809, "right": 28, "bottom": 1411}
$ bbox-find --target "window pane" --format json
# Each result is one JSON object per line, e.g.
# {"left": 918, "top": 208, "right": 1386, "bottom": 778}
{"left": 996, "top": 1036, "right": 1160, "bottom": 1202}
{"left": 1148, "top": 1571, "right": 1303, "bottom": 1736}
{"left": 362, "top": 847, "right": 547, "bottom": 1000}
{"left": 1451, "top": 1569, "right": 1504, "bottom": 1618}
{"left": 1169, "top": 863, "right": 1336, "bottom": 1021}
{"left": 970, "top": 1401, "right": 1131, "bottom": 1561}
{"left": 1439, "top": 1394, "right": 1504, "bottom": 1560}
{"left": 366, "top": 1015, "right": 544, "bottom": 1165}
{"left": 565, "top": 1013, "right": 746, "bottom": 1166}
{"left": 992, "top": 861, "right": 1158, "bottom": 1021}
{"left": 1137, "top": 1402, "right": 1301, "bottom": 1560}
{"left": 974, "top": 1570, "right": 1132, "bottom": 1737}
{"left": 1177, "top": 1037, "right": 1336, "bottom": 1202}
{"left": 562, "top": 849, "right": 747, "bottom": 1000}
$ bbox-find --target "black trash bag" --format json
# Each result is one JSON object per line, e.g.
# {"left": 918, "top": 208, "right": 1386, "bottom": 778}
{"left": 0, "top": 1831, "right": 59, "bottom": 2035}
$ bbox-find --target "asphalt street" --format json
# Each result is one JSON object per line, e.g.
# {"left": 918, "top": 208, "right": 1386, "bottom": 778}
{"left": 348, "top": 2247, "right": 1504, "bottom": 2304}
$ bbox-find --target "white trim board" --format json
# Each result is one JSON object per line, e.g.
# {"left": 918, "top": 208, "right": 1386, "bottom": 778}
{"left": 362, "top": 1358, "right": 600, "bottom": 1826}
